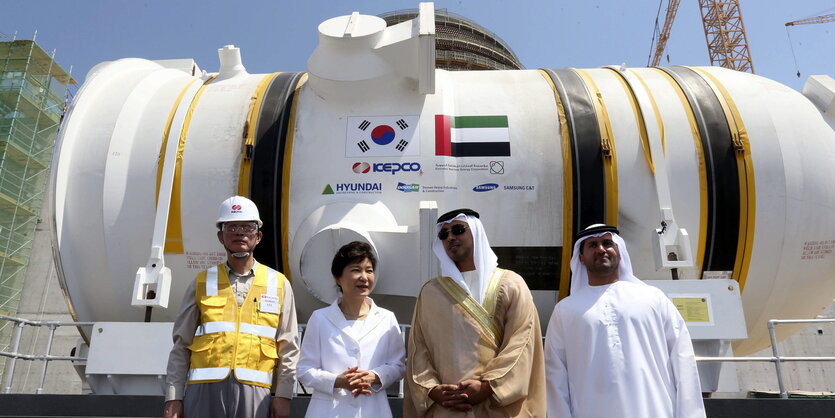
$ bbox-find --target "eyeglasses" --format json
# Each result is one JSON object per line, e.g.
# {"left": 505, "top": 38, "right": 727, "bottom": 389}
{"left": 223, "top": 223, "right": 258, "bottom": 234}
{"left": 437, "top": 224, "right": 468, "bottom": 240}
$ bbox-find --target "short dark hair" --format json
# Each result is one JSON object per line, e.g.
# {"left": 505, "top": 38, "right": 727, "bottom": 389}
{"left": 331, "top": 241, "right": 376, "bottom": 278}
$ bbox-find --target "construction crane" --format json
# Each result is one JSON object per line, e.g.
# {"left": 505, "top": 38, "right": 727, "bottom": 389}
{"left": 785, "top": 13, "right": 835, "bottom": 27}
{"left": 649, "top": 0, "right": 754, "bottom": 73}
{"left": 648, "top": 0, "right": 681, "bottom": 67}
{"left": 784, "top": 12, "right": 835, "bottom": 77}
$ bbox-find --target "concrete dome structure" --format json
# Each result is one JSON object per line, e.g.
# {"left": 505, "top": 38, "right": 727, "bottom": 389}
{"left": 379, "top": 8, "right": 523, "bottom": 71}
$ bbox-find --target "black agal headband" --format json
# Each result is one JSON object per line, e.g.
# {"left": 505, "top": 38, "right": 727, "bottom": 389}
{"left": 437, "top": 208, "right": 480, "bottom": 223}
{"left": 574, "top": 224, "right": 620, "bottom": 243}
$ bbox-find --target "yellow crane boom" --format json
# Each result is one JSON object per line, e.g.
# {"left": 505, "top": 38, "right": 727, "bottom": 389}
{"left": 649, "top": 0, "right": 754, "bottom": 73}
{"left": 784, "top": 12, "right": 834, "bottom": 77}
{"left": 698, "top": 0, "right": 754, "bottom": 73}
{"left": 650, "top": 0, "right": 681, "bottom": 66}
{"left": 785, "top": 13, "right": 835, "bottom": 27}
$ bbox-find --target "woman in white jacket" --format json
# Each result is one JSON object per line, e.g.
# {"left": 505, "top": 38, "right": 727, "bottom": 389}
{"left": 298, "top": 241, "right": 406, "bottom": 418}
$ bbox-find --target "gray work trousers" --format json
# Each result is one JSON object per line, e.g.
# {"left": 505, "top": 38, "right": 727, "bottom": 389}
{"left": 184, "top": 378, "right": 270, "bottom": 418}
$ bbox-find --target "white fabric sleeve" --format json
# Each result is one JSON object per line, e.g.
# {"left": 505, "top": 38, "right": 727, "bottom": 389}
{"left": 663, "top": 297, "right": 707, "bottom": 418}
{"left": 544, "top": 304, "right": 573, "bottom": 418}
{"left": 165, "top": 279, "right": 199, "bottom": 402}
{"left": 297, "top": 311, "right": 338, "bottom": 394}
{"left": 274, "top": 278, "right": 300, "bottom": 399}
{"left": 370, "top": 312, "right": 406, "bottom": 392}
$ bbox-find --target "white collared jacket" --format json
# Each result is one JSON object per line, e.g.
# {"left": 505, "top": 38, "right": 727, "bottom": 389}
{"left": 298, "top": 298, "right": 406, "bottom": 418}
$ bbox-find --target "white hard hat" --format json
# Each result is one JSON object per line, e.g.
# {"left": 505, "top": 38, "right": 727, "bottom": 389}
{"left": 216, "top": 196, "right": 263, "bottom": 228}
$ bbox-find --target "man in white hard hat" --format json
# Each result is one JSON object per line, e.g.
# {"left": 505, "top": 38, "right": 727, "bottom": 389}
{"left": 544, "top": 224, "right": 705, "bottom": 418}
{"left": 164, "top": 196, "right": 299, "bottom": 418}
{"left": 404, "top": 208, "right": 546, "bottom": 417}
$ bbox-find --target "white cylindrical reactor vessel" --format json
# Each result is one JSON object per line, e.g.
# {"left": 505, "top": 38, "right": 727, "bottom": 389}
{"left": 50, "top": 14, "right": 835, "bottom": 355}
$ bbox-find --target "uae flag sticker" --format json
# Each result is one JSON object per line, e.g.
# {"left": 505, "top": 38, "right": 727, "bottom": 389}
{"left": 435, "top": 115, "right": 511, "bottom": 157}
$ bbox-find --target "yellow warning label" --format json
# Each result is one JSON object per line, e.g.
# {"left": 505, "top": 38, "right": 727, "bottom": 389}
{"left": 672, "top": 297, "right": 710, "bottom": 322}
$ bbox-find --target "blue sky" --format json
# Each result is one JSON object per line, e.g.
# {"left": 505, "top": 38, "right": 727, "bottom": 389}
{"left": 1, "top": 0, "right": 833, "bottom": 91}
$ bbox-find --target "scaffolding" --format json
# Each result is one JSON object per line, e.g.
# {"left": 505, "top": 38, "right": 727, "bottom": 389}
{"left": 0, "top": 40, "right": 74, "bottom": 369}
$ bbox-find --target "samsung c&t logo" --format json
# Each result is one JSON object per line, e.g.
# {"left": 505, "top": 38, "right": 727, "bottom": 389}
{"left": 352, "top": 161, "right": 421, "bottom": 175}
{"left": 473, "top": 183, "right": 499, "bottom": 192}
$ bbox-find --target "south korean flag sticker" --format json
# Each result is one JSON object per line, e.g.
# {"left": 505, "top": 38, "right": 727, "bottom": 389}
{"left": 345, "top": 115, "right": 421, "bottom": 157}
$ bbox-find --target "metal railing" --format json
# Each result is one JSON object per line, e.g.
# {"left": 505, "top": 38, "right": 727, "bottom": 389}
{"left": 0, "top": 314, "right": 93, "bottom": 394}
{"left": 0, "top": 316, "right": 411, "bottom": 397}
{"left": 2, "top": 314, "right": 833, "bottom": 398}
{"left": 696, "top": 318, "right": 835, "bottom": 399}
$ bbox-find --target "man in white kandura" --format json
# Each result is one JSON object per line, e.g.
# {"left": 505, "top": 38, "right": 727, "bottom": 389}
{"left": 544, "top": 224, "right": 706, "bottom": 418}
{"left": 405, "top": 208, "right": 545, "bottom": 417}
{"left": 164, "top": 196, "right": 299, "bottom": 418}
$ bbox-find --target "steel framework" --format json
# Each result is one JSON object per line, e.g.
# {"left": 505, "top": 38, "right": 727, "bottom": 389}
{"left": 380, "top": 8, "right": 523, "bottom": 71}
{"left": 697, "top": 0, "right": 754, "bottom": 73}
{"left": 785, "top": 13, "right": 835, "bottom": 27}
{"left": 650, "top": 0, "right": 682, "bottom": 66}
{"left": 650, "top": 0, "right": 754, "bottom": 73}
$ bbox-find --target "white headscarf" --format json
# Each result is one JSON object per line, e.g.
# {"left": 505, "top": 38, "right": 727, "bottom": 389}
{"left": 569, "top": 225, "right": 644, "bottom": 295}
{"left": 433, "top": 213, "right": 498, "bottom": 304}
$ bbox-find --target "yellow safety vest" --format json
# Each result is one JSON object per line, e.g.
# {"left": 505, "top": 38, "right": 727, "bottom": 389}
{"left": 187, "top": 263, "right": 286, "bottom": 388}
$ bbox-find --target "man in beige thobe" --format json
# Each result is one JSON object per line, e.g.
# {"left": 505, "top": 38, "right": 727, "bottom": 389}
{"left": 405, "top": 208, "right": 545, "bottom": 417}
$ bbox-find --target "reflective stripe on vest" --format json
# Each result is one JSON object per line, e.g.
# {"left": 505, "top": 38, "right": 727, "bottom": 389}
{"left": 240, "top": 323, "right": 278, "bottom": 339}
{"left": 194, "top": 321, "right": 277, "bottom": 339}
{"left": 235, "top": 368, "right": 273, "bottom": 386}
{"left": 194, "top": 321, "right": 236, "bottom": 337}
{"left": 206, "top": 266, "right": 274, "bottom": 298}
{"left": 206, "top": 266, "right": 218, "bottom": 296}
{"left": 189, "top": 367, "right": 230, "bottom": 382}
{"left": 267, "top": 270, "right": 277, "bottom": 296}
{"left": 187, "top": 367, "right": 272, "bottom": 386}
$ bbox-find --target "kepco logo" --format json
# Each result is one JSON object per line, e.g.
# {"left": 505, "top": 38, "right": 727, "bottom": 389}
{"left": 353, "top": 162, "right": 422, "bottom": 175}
{"left": 352, "top": 162, "right": 371, "bottom": 173}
